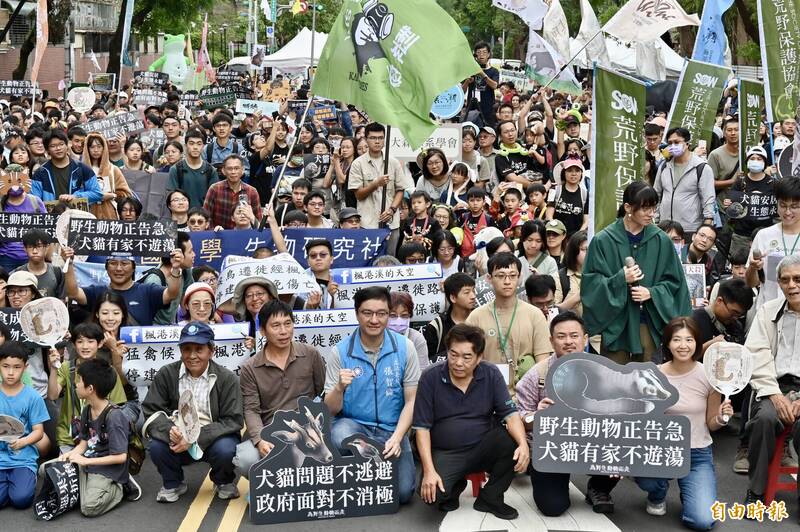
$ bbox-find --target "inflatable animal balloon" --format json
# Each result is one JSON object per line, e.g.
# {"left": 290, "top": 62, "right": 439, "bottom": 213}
{"left": 149, "top": 34, "right": 191, "bottom": 88}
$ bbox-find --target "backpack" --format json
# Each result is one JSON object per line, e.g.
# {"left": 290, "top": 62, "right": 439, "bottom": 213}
{"left": 206, "top": 139, "right": 240, "bottom": 165}
{"left": 552, "top": 183, "right": 587, "bottom": 211}
{"left": 138, "top": 267, "right": 167, "bottom": 286}
{"left": 176, "top": 160, "right": 216, "bottom": 191}
{"left": 81, "top": 403, "right": 146, "bottom": 476}
{"left": 427, "top": 315, "right": 444, "bottom": 361}
{"left": 558, "top": 267, "right": 571, "bottom": 299}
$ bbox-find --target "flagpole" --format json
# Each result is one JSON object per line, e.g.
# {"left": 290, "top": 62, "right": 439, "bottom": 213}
{"left": 536, "top": 28, "right": 602, "bottom": 93}
{"left": 379, "top": 125, "right": 391, "bottom": 229}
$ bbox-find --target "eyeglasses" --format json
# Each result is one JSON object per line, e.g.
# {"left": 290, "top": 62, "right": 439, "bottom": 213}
{"left": 492, "top": 272, "right": 519, "bottom": 281}
{"left": 366, "top": 136, "right": 385, "bottom": 141}
{"left": 24, "top": 243, "right": 47, "bottom": 250}
{"left": 307, "top": 201, "right": 324, "bottom": 208}
{"left": 245, "top": 291, "right": 268, "bottom": 301}
{"left": 308, "top": 252, "right": 330, "bottom": 259}
{"left": 359, "top": 309, "right": 389, "bottom": 320}
{"left": 190, "top": 301, "right": 213, "bottom": 310}
{"left": 7, "top": 287, "right": 31, "bottom": 296}
{"left": 199, "top": 276, "right": 218, "bottom": 285}
{"left": 406, "top": 257, "right": 425, "bottom": 264}
{"left": 287, "top": 222, "right": 306, "bottom": 228}
{"left": 720, "top": 299, "right": 744, "bottom": 319}
{"left": 170, "top": 196, "right": 188, "bottom": 203}
{"left": 778, "top": 203, "right": 800, "bottom": 212}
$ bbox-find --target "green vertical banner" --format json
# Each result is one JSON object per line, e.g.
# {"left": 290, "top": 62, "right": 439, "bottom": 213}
{"left": 758, "top": 0, "right": 800, "bottom": 122}
{"left": 588, "top": 65, "right": 646, "bottom": 237}
{"left": 738, "top": 79, "right": 765, "bottom": 168}
{"left": 666, "top": 59, "right": 731, "bottom": 148}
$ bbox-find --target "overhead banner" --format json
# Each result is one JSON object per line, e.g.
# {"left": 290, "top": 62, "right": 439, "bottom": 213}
{"left": 133, "top": 71, "right": 170, "bottom": 89}
{"left": 119, "top": 323, "right": 249, "bottom": 387}
{"left": 666, "top": 59, "right": 730, "bottom": 148}
{"left": 738, "top": 79, "right": 765, "bottom": 168}
{"left": 758, "top": 0, "right": 800, "bottom": 122}
{"left": 589, "top": 65, "right": 646, "bottom": 237}
{"left": 387, "top": 125, "right": 462, "bottom": 162}
{"left": 532, "top": 353, "right": 691, "bottom": 478}
{"left": 0, "top": 80, "right": 35, "bottom": 98}
{"left": 330, "top": 263, "right": 444, "bottom": 321}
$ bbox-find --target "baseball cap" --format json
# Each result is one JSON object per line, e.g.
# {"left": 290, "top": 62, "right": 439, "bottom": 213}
{"left": 339, "top": 207, "right": 361, "bottom": 221}
{"left": 746, "top": 145, "right": 768, "bottom": 161}
{"left": 7, "top": 271, "right": 38, "bottom": 289}
{"left": 480, "top": 126, "right": 496, "bottom": 137}
{"left": 553, "top": 158, "right": 585, "bottom": 183}
{"left": 545, "top": 219, "right": 567, "bottom": 235}
{"left": 564, "top": 115, "right": 579, "bottom": 125}
{"left": 178, "top": 321, "right": 215, "bottom": 346}
{"left": 119, "top": 92, "right": 129, "bottom": 99}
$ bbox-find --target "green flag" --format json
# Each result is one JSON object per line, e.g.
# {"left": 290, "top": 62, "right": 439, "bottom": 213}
{"left": 311, "top": 0, "right": 480, "bottom": 150}
{"left": 738, "top": 79, "right": 765, "bottom": 168}
{"left": 666, "top": 59, "right": 730, "bottom": 149}
{"left": 758, "top": 0, "right": 800, "bottom": 122}
{"left": 589, "top": 65, "right": 646, "bottom": 237}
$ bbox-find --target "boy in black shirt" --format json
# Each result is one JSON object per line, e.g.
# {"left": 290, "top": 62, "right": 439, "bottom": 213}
{"left": 403, "top": 190, "right": 442, "bottom": 250}
{"left": 460, "top": 187, "right": 495, "bottom": 257}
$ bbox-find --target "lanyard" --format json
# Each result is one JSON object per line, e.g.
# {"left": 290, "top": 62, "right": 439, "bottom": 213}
{"left": 782, "top": 225, "right": 800, "bottom": 256}
{"left": 492, "top": 299, "right": 519, "bottom": 365}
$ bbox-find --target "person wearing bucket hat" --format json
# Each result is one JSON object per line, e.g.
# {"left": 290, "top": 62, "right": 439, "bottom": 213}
{"left": 143, "top": 321, "right": 243, "bottom": 503}
{"left": 548, "top": 158, "right": 588, "bottom": 238}
{"left": 724, "top": 145, "right": 777, "bottom": 258}
{"left": 215, "top": 277, "right": 280, "bottom": 352}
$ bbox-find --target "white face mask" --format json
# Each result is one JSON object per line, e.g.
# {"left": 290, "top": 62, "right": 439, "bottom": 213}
{"left": 747, "top": 159, "right": 765, "bottom": 173}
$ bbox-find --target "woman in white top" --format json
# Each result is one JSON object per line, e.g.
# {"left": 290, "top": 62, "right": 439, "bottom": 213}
{"left": 634, "top": 317, "right": 732, "bottom": 530}
{"left": 388, "top": 291, "right": 429, "bottom": 369}
{"left": 430, "top": 230, "right": 462, "bottom": 278}
{"left": 415, "top": 148, "right": 450, "bottom": 200}
{"left": 517, "top": 220, "right": 558, "bottom": 280}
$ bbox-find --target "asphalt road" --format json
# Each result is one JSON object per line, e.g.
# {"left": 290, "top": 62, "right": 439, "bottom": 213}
{"left": 4, "top": 415, "right": 796, "bottom": 531}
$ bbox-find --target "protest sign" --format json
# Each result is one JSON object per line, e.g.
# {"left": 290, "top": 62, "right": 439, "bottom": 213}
{"left": 139, "top": 128, "right": 167, "bottom": 152}
{"left": 532, "top": 353, "right": 691, "bottom": 478}
{"left": 190, "top": 228, "right": 389, "bottom": 271}
{"left": 303, "top": 154, "right": 331, "bottom": 181}
{"left": 250, "top": 398, "right": 399, "bottom": 525}
{"left": 73, "top": 262, "right": 153, "bottom": 287}
{"left": 430, "top": 85, "right": 465, "bottom": 120}
{"left": 236, "top": 99, "right": 280, "bottom": 116}
{"left": 68, "top": 219, "right": 177, "bottom": 257}
{"left": 82, "top": 112, "right": 145, "bottom": 138}
{"left": 0, "top": 308, "right": 31, "bottom": 343}
{"left": 67, "top": 86, "right": 95, "bottom": 113}
{"left": 287, "top": 100, "right": 308, "bottom": 116}
{"left": 387, "top": 125, "right": 462, "bottom": 162}
{"left": 683, "top": 263, "right": 706, "bottom": 307}
{"left": 666, "top": 59, "right": 730, "bottom": 148}
{"left": 216, "top": 253, "right": 319, "bottom": 306}
{"left": 90, "top": 72, "right": 116, "bottom": 92}
{"left": 44, "top": 197, "right": 89, "bottom": 214}
{"left": 499, "top": 68, "right": 533, "bottom": 93}
{"left": 704, "top": 342, "right": 753, "bottom": 421}
{"left": 738, "top": 79, "right": 765, "bottom": 168}
{"left": 119, "top": 323, "right": 249, "bottom": 387}
{"left": 0, "top": 165, "right": 29, "bottom": 196}
{"left": 589, "top": 65, "right": 646, "bottom": 237}
{"left": 132, "top": 88, "right": 168, "bottom": 107}
{"left": 330, "top": 263, "right": 444, "bottom": 321}
{"left": 0, "top": 213, "right": 57, "bottom": 242}
{"left": 133, "top": 71, "right": 170, "bottom": 89}
{"left": 292, "top": 309, "right": 358, "bottom": 352}
{"left": 122, "top": 170, "right": 170, "bottom": 218}
{"left": 265, "top": 80, "right": 291, "bottom": 102}
{"left": 758, "top": 0, "right": 800, "bottom": 122}
{"left": 216, "top": 70, "right": 243, "bottom": 85}
{"left": 309, "top": 104, "right": 337, "bottom": 121}
{"left": 180, "top": 90, "right": 199, "bottom": 110}
{"left": 0, "top": 80, "right": 35, "bottom": 98}
{"left": 199, "top": 86, "right": 237, "bottom": 110}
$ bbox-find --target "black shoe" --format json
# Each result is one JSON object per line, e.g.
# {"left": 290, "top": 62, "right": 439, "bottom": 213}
{"left": 123, "top": 474, "right": 142, "bottom": 502}
{"left": 743, "top": 490, "right": 763, "bottom": 520}
{"left": 438, "top": 479, "right": 467, "bottom": 512}
{"left": 473, "top": 497, "right": 519, "bottom": 520}
{"left": 585, "top": 487, "right": 614, "bottom": 514}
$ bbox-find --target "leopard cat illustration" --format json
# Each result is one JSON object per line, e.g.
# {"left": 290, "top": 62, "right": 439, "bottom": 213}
{"left": 551, "top": 358, "right": 671, "bottom": 415}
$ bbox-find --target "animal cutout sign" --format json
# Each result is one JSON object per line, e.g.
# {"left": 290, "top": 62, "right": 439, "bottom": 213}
{"left": 0, "top": 164, "right": 31, "bottom": 196}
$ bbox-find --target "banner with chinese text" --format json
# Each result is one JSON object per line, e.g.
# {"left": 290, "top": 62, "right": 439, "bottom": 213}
{"left": 666, "top": 59, "right": 730, "bottom": 148}
{"left": 738, "top": 79, "right": 765, "bottom": 168}
{"left": 758, "top": 0, "right": 800, "bottom": 122}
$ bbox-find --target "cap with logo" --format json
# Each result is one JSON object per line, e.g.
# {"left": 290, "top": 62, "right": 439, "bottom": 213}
{"left": 545, "top": 219, "right": 567, "bottom": 235}
{"left": 178, "top": 321, "right": 215, "bottom": 345}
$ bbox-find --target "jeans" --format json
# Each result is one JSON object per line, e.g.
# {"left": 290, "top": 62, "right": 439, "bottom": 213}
{"left": 330, "top": 417, "right": 415, "bottom": 504}
{"left": 635, "top": 446, "right": 717, "bottom": 530}
{"left": 0, "top": 467, "right": 36, "bottom": 509}
{"left": 149, "top": 435, "right": 239, "bottom": 489}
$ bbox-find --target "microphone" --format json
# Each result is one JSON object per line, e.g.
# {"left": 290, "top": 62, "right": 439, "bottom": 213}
{"left": 624, "top": 256, "right": 642, "bottom": 310}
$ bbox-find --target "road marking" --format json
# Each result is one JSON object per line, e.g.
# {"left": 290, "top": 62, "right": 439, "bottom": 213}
{"left": 177, "top": 473, "right": 215, "bottom": 532}
{"left": 217, "top": 477, "right": 250, "bottom": 532}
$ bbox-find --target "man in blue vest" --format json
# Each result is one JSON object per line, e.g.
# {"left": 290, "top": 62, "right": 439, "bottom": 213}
{"left": 323, "top": 286, "right": 420, "bottom": 504}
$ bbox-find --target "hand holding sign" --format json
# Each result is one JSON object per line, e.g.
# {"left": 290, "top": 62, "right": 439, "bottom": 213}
{"left": 703, "top": 342, "right": 754, "bottom": 423}
{"left": 0, "top": 415, "right": 25, "bottom": 444}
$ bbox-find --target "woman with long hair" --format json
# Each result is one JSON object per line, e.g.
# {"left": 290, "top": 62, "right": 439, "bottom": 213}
{"left": 0, "top": 164, "right": 47, "bottom": 271}
{"left": 430, "top": 230, "right": 462, "bottom": 277}
{"left": 582, "top": 181, "right": 691, "bottom": 363}
{"left": 633, "top": 317, "right": 730, "bottom": 530}
{"left": 440, "top": 162, "right": 471, "bottom": 216}
{"left": 355, "top": 137, "right": 368, "bottom": 157}
{"left": 117, "top": 196, "right": 143, "bottom": 222}
{"left": 91, "top": 292, "right": 137, "bottom": 401}
{"left": 5, "top": 144, "right": 35, "bottom": 174}
{"left": 123, "top": 137, "right": 155, "bottom": 173}
{"left": 388, "top": 291, "right": 429, "bottom": 369}
{"left": 82, "top": 132, "right": 132, "bottom": 219}
{"left": 517, "top": 220, "right": 558, "bottom": 278}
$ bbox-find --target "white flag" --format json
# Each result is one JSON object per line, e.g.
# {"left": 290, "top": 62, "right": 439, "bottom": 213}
{"left": 603, "top": 0, "right": 700, "bottom": 43}
{"left": 635, "top": 40, "right": 666, "bottom": 81}
{"left": 89, "top": 50, "right": 101, "bottom": 72}
{"left": 575, "top": 0, "right": 610, "bottom": 67}
{"left": 261, "top": 0, "right": 273, "bottom": 21}
{"left": 542, "top": 0, "right": 571, "bottom": 66}
{"left": 492, "top": 0, "right": 547, "bottom": 30}
{"left": 525, "top": 28, "right": 582, "bottom": 95}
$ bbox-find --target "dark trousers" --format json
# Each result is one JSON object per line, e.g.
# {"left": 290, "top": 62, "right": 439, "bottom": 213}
{"left": 149, "top": 435, "right": 239, "bottom": 489}
{"left": 529, "top": 468, "right": 619, "bottom": 517}
{"left": 421, "top": 427, "right": 517, "bottom": 506}
{"left": 0, "top": 467, "right": 36, "bottom": 509}
{"left": 746, "top": 396, "right": 800, "bottom": 494}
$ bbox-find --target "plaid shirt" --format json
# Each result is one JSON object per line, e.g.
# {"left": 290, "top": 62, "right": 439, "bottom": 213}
{"left": 203, "top": 180, "right": 262, "bottom": 229}
{"left": 179, "top": 363, "right": 218, "bottom": 427}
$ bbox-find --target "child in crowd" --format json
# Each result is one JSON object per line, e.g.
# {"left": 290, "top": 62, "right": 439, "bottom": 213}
{"left": 60, "top": 358, "right": 138, "bottom": 515}
{"left": 0, "top": 342, "right": 48, "bottom": 509}
{"left": 440, "top": 162, "right": 471, "bottom": 215}
{"left": 493, "top": 184, "right": 524, "bottom": 236}
{"left": 403, "top": 190, "right": 442, "bottom": 250}
{"left": 460, "top": 187, "right": 494, "bottom": 258}
{"left": 48, "top": 323, "right": 127, "bottom": 455}
{"left": 526, "top": 183, "right": 548, "bottom": 220}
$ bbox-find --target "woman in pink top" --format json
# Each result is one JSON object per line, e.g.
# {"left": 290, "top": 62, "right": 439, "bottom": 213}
{"left": 634, "top": 317, "right": 733, "bottom": 530}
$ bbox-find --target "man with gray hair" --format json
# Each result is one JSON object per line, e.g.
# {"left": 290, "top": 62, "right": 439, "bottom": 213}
{"left": 743, "top": 254, "right": 800, "bottom": 510}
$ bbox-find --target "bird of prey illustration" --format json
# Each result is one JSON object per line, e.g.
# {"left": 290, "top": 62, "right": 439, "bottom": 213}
{"left": 347, "top": 437, "right": 385, "bottom": 463}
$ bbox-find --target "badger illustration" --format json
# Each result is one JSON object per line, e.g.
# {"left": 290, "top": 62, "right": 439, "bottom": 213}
{"left": 551, "top": 358, "right": 672, "bottom": 415}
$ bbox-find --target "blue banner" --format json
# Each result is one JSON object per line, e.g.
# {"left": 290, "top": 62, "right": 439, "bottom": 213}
{"left": 691, "top": 0, "right": 734, "bottom": 66}
{"left": 190, "top": 228, "right": 389, "bottom": 271}
{"left": 73, "top": 261, "right": 154, "bottom": 288}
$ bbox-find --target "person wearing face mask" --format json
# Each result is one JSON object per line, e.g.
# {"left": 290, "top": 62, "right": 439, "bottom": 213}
{"left": 388, "top": 291, "right": 429, "bottom": 370}
{"left": 723, "top": 146, "right": 777, "bottom": 258}
{"left": 654, "top": 127, "right": 716, "bottom": 238}
{"left": 0, "top": 164, "right": 48, "bottom": 271}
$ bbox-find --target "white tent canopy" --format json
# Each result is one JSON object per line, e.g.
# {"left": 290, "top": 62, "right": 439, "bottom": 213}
{"left": 257, "top": 27, "right": 329, "bottom": 70}
{"left": 569, "top": 36, "right": 685, "bottom": 79}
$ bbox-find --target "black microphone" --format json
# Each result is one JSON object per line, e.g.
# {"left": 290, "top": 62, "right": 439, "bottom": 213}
{"left": 625, "top": 256, "right": 642, "bottom": 310}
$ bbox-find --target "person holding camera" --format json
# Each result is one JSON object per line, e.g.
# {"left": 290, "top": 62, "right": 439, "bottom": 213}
{"left": 462, "top": 42, "right": 499, "bottom": 127}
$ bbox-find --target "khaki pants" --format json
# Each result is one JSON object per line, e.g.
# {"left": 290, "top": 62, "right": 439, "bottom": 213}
{"left": 602, "top": 324, "right": 657, "bottom": 365}
{"left": 78, "top": 466, "right": 122, "bottom": 517}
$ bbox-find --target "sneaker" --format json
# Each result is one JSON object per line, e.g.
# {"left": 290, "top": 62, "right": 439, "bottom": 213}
{"left": 782, "top": 440, "right": 798, "bottom": 468}
{"left": 473, "top": 497, "right": 519, "bottom": 520}
{"left": 646, "top": 500, "right": 666, "bottom": 516}
{"left": 585, "top": 487, "right": 614, "bottom": 514}
{"left": 743, "top": 490, "right": 763, "bottom": 520}
{"left": 215, "top": 482, "right": 240, "bottom": 500}
{"left": 733, "top": 446, "right": 749, "bottom": 474}
{"left": 123, "top": 474, "right": 142, "bottom": 502}
{"left": 156, "top": 481, "right": 188, "bottom": 503}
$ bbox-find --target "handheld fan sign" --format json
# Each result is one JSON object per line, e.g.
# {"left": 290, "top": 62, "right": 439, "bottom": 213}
{"left": 703, "top": 342, "right": 753, "bottom": 422}
{"left": 174, "top": 389, "right": 202, "bottom": 458}
{"left": 0, "top": 415, "right": 25, "bottom": 443}
{"left": 19, "top": 297, "right": 70, "bottom": 369}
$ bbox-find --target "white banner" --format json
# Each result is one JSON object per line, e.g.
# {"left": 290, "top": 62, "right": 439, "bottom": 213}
{"left": 235, "top": 99, "right": 280, "bottom": 115}
{"left": 216, "top": 253, "right": 319, "bottom": 306}
{"left": 256, "top": 308, "right": 360, "bottom": 357}
{"left": 387, "top": 125, "right": 462, "bottom": 162}
{"left": 683, "top": 263, "right": 706, "bottom": 307}
{"left": 119, "top": 323, "right": 249, "bottom": 387}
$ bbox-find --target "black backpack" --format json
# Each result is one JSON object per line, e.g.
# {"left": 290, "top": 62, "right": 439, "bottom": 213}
{"left": 80, "top": 403, "right": 145, "bottom": 476}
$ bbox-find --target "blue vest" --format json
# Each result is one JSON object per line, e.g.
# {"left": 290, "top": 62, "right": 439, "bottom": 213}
{"left": 336, "top": 329, "right": 407, "bottom": 431}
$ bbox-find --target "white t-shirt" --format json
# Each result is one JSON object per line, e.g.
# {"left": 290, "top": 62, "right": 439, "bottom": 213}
{"left": 748, "top": 222, "right": 800, "bottom": 308}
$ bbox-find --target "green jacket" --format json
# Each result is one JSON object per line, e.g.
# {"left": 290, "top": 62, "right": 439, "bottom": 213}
{"left": 581, "top": 219, "right": 691, "bottom": 353}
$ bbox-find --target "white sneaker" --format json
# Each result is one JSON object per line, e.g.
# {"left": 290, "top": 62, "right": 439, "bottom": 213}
{"left": 156, "top": 481, "right": 188, "bottom": 503}
{"left": 646, "top": 500, "right": 667, "bottom": 516}
{"left": 215, "top": 482, "right": 240, "bottom": 500}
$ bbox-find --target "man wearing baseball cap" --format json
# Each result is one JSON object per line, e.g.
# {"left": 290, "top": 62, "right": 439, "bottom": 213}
{"left": 338, "top": 207, "right": 361, "bottom": 229}
{"left": 478, "top": 126, "right": 498, "bottom": 187}
{"left": 142, "top": 321, "right": 243, "bottom": 503}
